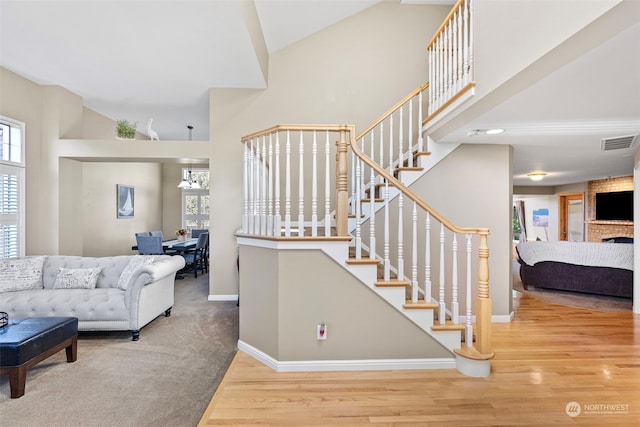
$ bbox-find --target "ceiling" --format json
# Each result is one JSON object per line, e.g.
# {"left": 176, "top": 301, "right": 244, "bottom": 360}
{"left": 1, "top": 0, "right": 639, "bottom": 187}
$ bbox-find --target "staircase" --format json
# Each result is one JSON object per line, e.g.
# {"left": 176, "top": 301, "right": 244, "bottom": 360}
{"left": 237, "top": 0, "right": 494, "bottom": 378}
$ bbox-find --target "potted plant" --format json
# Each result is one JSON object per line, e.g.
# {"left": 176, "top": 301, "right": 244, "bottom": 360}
{"left": 116, "top": 120, "right": 137, "bottom": 140}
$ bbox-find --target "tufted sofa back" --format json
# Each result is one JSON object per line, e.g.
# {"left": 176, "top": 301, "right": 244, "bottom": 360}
{"left": 42, "top": 255, "right": 162, "bottom": 289}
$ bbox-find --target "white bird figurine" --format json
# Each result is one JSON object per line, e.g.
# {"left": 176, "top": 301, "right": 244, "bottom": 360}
{"left": 147, "top": 118, "right": 160, "bottom": 141}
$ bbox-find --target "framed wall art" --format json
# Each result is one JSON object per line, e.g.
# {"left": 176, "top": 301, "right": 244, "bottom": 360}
{"left": 117, "top": 184, "right": 135, "bottom": 219}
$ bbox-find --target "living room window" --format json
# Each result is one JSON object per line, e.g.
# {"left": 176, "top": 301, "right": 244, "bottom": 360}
{"left": 182, "top": 168, "right": 210, "bottom": 232}
{"left": 0, "top": 117, "right": 25, "bottom": 258}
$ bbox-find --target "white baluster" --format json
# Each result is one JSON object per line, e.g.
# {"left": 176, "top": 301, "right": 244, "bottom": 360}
{"left": 398, "top": 106, "right": 404, "bottom": 171}
{"left": 463, "top": 0, "right": 470, "bottom": 84}
{"left": 430, "top": 41, "right": 436, "bottom": 112}
{"left": 456, "top": 5, "right": 463, "bottom": 91}
{"left": 379, "top": 121, "right": 385, "bottom": 172}
{"left": 324, "top": 131, "right": 331, "bottom": 236}
{"left": 438, "top": 223, "right": 446, "bottom": 325}
{"left": 248, "top": 139, "right": 255, "bottom": 234}
{"left": 438, "top": 34, "right": 443, "bottom": 109}
{"left": 451, "top": 233, "right": 459, "bottom": 324}
{"left": 424, "top": 212, "right": 432, "bottom": 302}
{"left": 418, "top": 90, "right": 424, "bottom": 153}
{"left": 311, "top": 130, "right": 318, "bottom": 237}
{"left": 350, "top": 147, "right": 356, "bottom": 215}
{"left": 465, "top": 234, "right": 473, "bottom": 346}
{"left": 355, "top": 140, "right": 362, "bottom": 259}
{"left": 284, "top": 130, "right": 291, "bottom": 237}
{"left": 397, "top": 192, "right": 404, "bottom": 283}
{"left": 369, "top": 131, "right": 376, "bottom": 260}
{"left": 388, "top": 115, "right": 394, "bottom": 174}
{"left": 447, "top": 21, "right": 453, "bottom": 99}
{"left": 469, "top": 0, "right": 474, "bottom": 81}
{"left": 408, "top": 98, "right": 413, "bottom": 168}
{"left": 242, "top": 142, "right": 248, "bottom": 233}
{"left": 452, "top": 9, "right": 458, "bottom": 92}
{"left": 254, "top": 138, "right": 260, "bottom": 234}
{"left": 274, "top": 133, "right": 281, "bottom": 236}
{"left": 411, "top": 201, "right": 418, "bottom": 303}
{"left": 260, "top": 136, "right": 267, "bottom": 235}
{"left": 383, "top": 180, "right": 390, "bottom": 281}
{"left": 298, "top": 130, "right": 305, "bottom": 237}
{"left": 267, "top": 134, "right": 274, "bottom": 236}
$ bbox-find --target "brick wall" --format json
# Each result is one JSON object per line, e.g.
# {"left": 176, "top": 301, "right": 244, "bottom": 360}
{"left": 587, "top": 176, "right": 633, "bottom": 242}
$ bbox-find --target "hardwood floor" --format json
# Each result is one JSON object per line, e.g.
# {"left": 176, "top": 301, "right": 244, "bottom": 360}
{"left": 199, "top": 292, "right": 640, "bottom": 426}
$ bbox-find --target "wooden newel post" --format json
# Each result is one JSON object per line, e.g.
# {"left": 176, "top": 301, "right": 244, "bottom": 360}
{"left": 335, "top": 130, "right": 349, "bottom": 237}
{"left": 475, "top": 232, "right": 493, "bottom": 356}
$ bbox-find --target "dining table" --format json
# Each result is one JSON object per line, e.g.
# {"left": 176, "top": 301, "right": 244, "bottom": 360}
{"left": 131, "top": 238, "right": 198, "bottom": 254}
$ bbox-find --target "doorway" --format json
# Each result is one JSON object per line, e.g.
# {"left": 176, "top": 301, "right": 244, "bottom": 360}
{"left": 558, "top": 193, "right": 584, "bottom": 241}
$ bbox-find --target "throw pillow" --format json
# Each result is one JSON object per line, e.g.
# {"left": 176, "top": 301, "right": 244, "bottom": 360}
{"left": 53, "top": 267, "right": 102, "bottom": 290}
{"left": 0, "top": 256, "right": 46, "bottom": 293}
{"left": 117, "top": 256, "right": 155, "bottom": 290}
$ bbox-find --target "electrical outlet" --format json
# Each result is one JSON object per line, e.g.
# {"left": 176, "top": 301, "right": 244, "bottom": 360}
{"left": 317, "top": 323, "right": 327, "bottom": 340}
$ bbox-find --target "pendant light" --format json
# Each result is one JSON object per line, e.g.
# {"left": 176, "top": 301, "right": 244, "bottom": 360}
{"left": 177, "top": 165, "right": 201, "bottom": 189}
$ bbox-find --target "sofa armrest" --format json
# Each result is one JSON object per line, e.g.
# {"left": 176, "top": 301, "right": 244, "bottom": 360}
{"left": 145, "top": 256, "right": 186, "bottom": 282}
{"left": 124, "top": 256, "right": 186, "bottom": 309}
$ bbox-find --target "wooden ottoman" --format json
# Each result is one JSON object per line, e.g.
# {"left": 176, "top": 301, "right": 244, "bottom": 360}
{"left": 0, "top": 317, "right": 78, "bottom": 398}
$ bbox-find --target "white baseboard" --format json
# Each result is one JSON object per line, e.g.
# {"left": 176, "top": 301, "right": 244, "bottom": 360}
{"left": 237, "top": 340, "right": 456, "bottom": 372}
{"left": 208, "top": 294, "right": 239, "bottom": 301}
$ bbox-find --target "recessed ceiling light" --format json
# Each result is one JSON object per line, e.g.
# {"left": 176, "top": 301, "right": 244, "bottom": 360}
{"left": 466, "top": 128, "right": 505, "bottom": 136}
{"left": 527, "top": 171, "right": 547, "bottom": 181}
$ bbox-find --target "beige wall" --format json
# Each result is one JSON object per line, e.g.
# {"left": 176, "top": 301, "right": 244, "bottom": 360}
{"left": 0, "top": 68, "right": 44, "bottom": 255}
{"left": 1, "top": 66, "right": 205, "bottom": 257}
{"left": 211, "top": 1, "right": 451, "bottom": 297}
{"left": 81, "top": 162, "right": 163, "bottom": 257}
{"left": 239, "top": 245, "right": 452, "bottom": 361}
{"left": 403, "top": 144, "right": 513, "bottom": 316}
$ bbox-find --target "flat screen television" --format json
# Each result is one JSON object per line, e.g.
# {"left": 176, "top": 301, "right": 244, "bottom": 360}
{"left": 595, "top": 190, "right": 633, "bottom": 221}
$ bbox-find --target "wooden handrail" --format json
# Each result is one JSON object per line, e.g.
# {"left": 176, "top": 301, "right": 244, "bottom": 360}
{"left": 241, "top": 124, "right": 353, "bottom": 142}
{"left": 426, "top": 0, "right": 466, "bottom": 50}
{"left": 355, "top": 82, "right": 429, "bottom": 141}
{"left": 422, "top": 82, "right": 475, "bottom": 126}
{"left": 348, "top": 131, "right": 489, "bottom": 237}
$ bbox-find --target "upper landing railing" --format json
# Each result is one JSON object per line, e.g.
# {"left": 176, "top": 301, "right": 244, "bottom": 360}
{"left": 425, "top": 0, "right": 475, "bottom": 126}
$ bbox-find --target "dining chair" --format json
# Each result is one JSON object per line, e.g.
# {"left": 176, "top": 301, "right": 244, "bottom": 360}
{"left": 135, "top": 235, "right": 164, "bottom": 255}
{"left": 191, "top": 229, "right": 207, "bottom": 238}
{"left": 135, "top": 231, "right": 151, "bottom": 237}
{"left": 150, "top": 230, "right": 164, "bottom": 238}
{"left": 182, "top": 232, "right": 208, "bottom": 278}
{"left": 191, "top": 229, "right": 209, "bottom": 268}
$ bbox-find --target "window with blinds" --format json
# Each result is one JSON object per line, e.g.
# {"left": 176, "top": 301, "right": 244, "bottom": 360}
{"left": 182, "top": 169, "right": 210, "bottom": 232}
{"left": 0, "top": 117, "right": 25, "bottom": 258}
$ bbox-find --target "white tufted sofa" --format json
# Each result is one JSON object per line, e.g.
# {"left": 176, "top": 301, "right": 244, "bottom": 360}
{"left": 0, "top": 255, "right": 185, "bottom": 340}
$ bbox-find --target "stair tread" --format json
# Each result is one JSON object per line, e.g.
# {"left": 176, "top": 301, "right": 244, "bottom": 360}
{"left": 396, "top": 166, "right": 423, "bottom": 171}
{"left": 375, "top": 279, "right": 410, "bottom": 287}
{"left": 403, "top": 299, "right": 438, "bottom": 309}
{"left": 346, "top": 258, "right": 380, "bottom": 265}
{"left": 432, "top": 321, "right": 466, "bottom": 331}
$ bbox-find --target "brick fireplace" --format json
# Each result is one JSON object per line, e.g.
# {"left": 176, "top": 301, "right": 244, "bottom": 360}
{"left": 587, "top": 176, "right": 634, "bottom": 242}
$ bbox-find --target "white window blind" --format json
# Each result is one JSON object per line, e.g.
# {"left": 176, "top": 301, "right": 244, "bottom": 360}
{"left": 0, "top": 165, "right": 23, "bottom": 257}
{"left": 0, "top": 117, "right": 25, "bottom": 258}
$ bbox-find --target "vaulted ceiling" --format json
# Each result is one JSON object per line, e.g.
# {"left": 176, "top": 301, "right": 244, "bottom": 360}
{"left": 1, "top": 0, "right": 639, "bottom": 187}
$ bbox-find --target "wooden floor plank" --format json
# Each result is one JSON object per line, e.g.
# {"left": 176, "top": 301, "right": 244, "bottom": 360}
{"left": 198, "top": 292, "right": 640, "bottom": 426}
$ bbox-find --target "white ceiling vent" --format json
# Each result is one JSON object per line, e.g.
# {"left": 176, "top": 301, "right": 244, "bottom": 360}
{"left": 601, "top": 134, "right": 638, "bottom": 151}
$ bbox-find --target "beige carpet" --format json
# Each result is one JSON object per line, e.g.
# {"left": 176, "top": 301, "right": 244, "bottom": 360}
{"left": 0, "top": 273, "right": 239, "bottom": 427}
{"left": 512, "top": 261, "right": 632, "bottom": 312}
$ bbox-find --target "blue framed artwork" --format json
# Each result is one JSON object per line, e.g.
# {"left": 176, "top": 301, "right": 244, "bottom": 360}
{"left": 117, "top": 184, "right": 134, "bottom": 219}
{"left": 532, "top": 208, "right": 549, "bottom": 227}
